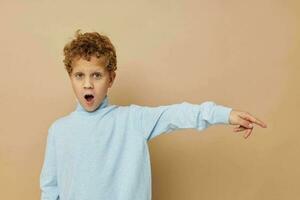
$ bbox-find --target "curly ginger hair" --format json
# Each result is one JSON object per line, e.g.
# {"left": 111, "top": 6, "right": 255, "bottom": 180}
{"left": 63, "top": 29, "right": 117, "bottom": 75}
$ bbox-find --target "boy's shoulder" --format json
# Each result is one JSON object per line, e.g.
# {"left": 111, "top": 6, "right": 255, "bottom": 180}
{"left": 47, "top": 104, "right": 121, "bottom": 125}
{"left": 47, "top": 103, "right": 146, "bottom": 131}
{"left": 48, "top": 114, "right": 72, "bottom": 133}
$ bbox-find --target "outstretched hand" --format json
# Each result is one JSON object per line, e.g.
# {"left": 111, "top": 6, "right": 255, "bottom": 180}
{"left": 229, "top": 110, "right": 267, "bottom": 139}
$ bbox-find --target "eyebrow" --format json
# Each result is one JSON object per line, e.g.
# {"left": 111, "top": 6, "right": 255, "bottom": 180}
{"left": 73, "top": 71, "right": 103, "bottom": 74}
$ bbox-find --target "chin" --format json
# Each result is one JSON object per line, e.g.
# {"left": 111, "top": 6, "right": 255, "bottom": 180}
{"left": 85, "top": 102, "right": 101, "bottom": 112}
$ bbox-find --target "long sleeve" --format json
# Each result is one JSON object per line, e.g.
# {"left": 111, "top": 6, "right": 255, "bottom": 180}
{"left": 39, "top": 124, "right": 60, "bottom": 200}
{"left": 131, "top": 101, "right": 232, "bottom": 141}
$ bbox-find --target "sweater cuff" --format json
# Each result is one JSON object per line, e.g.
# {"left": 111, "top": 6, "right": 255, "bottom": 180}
{"left": 212, "top": 105, "right": 232, "bottom": 124}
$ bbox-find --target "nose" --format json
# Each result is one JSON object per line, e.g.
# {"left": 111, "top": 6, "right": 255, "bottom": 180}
{"left": 83, "top": 78, "right": 94, "bottom": 89}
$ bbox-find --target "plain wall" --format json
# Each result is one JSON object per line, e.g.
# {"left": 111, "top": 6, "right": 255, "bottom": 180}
{"left": 0, "top": 0, "right": 299, "bottom": 199}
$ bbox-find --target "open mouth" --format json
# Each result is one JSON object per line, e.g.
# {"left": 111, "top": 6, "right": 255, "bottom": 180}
{"left": 84, "top": 94, "right": 94, "bottom": 102}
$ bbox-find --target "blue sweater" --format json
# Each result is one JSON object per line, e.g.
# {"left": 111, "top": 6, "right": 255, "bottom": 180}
{"left": 40, "top": 95, "right": 232, "bottom": 200}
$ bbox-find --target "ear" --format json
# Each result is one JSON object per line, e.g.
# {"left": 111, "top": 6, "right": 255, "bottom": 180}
{"left": 108, "top": 71, "right": 116, "bottom": 87}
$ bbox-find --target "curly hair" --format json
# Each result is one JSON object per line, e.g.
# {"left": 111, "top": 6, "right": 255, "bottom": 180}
{"left": 63, "top": 29, "right": 117, "bottom": 75}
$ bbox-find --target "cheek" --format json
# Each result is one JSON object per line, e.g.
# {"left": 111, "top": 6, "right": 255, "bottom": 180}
{"left": 95, "top": 83, "right": 109, "bottom": 91}
{"left": 71, "top": 82, "right": 82, "bottom": 93}
{"left": 94, "top": 83, "right": 110, "bottom": 93}
{"left": 96, "top": 79, "right": 110, "bottom": 87}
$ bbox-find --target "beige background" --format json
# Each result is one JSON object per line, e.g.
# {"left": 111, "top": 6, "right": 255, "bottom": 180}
{"left": 0, "top": 0, "right": 299, "bottom": 199}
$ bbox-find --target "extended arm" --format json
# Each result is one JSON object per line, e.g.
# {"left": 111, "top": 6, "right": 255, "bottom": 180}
{"left": 131, "top": 101, "right": 232, "bottom": 141}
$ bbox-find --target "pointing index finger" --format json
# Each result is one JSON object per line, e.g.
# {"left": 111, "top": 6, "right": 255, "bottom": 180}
{"left": 241, "top": 112, "right": 267, "bottom": 128}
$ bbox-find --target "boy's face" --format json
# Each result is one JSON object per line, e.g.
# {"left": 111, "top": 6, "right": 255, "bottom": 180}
{"left": 69, "top": 56, "right": 116, "bottom": 112}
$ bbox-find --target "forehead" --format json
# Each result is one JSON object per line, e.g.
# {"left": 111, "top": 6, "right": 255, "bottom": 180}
{"left": 72, "top": 56, "right": 108, "bottom": 73}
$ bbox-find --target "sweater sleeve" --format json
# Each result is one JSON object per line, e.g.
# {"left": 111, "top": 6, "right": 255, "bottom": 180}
{"left": 131, "top": 101, "right": 232, "bottom": 141}
{"left": 39, "top": 124, "right": 60, "bottom": 200}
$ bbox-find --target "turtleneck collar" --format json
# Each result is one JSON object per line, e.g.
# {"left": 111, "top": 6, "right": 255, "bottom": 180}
{"left": 74, "top": 95, "right": 110, "bottom": 116}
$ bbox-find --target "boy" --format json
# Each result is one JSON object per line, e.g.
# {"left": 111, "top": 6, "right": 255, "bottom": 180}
{"left": 39, "top": 30, "right": 267, "bottom": 200}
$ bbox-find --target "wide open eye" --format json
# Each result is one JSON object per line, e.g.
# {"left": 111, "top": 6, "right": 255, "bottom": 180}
{"left": 75, "top": 73, "right": 83, "bottom": 79}
{"left": 93, "top": 73, "right": 102, "bottom": 79}
{"left": 94, "top": 73, "right": 101, "bottom": 78}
